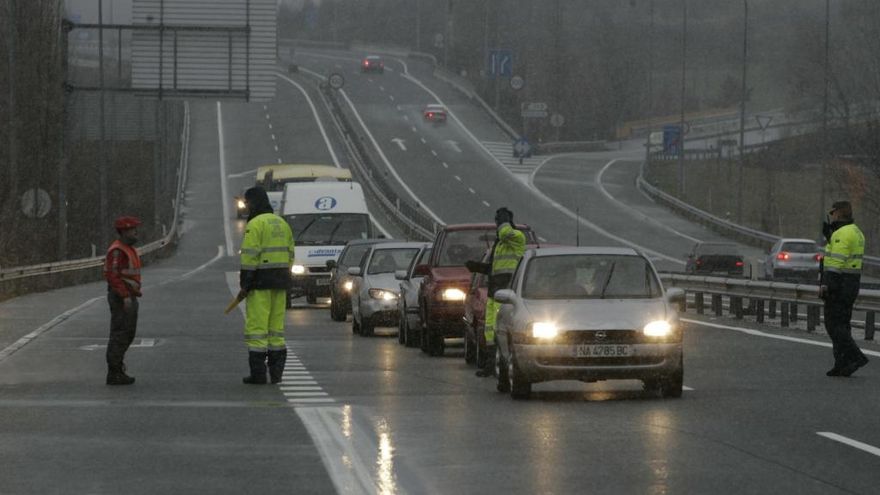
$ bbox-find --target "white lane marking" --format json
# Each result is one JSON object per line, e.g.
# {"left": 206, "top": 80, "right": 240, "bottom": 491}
{"left": 274, "top": 145, "right": 279, "bottom": 152}
{"left": 263, "top": 104, "right": 268, "bottom": 110}
{"left": 281, "top": 386, "right": 323, "bottom": 391}
{"left": 411, "top": 126, "right": 417, "bottom": 133}
{"left": 296, "top": 406, "right": 384, "bottom": 494}
{"left": 468, "top": 188, "right": 476, "bottom": 194}
{"left": 217, "top": 102, "right": 234, "bottom": 256}
{"left": 268, "top": 123, "right": 273, "bottom": 130}
{"left": 596, "top": 159, "right": 702, "bottom": 243}
{"left": 482, "top": 201, "right": 490, "bottom": 207}
{"left": 683, "top": 386, "right": 695, "bottom": 391}
{"left": 538, "top": 236, "right": 548, "bottom": 242}
{"left": 442, "top": 162, "right": 449, "bottom": 168}
{"left": 446, "top": 140, "right": 461, "bottom": 152}
{"left": 817, "top": 432, "right": 880, "bottom": 458}
{"left": 389, "top": 95, "right": 395, "bottom": 102}
{"left": 0, "top": 248, "right": 225, "bottom": 362}
{"left": 683, "top": 318, "right": 880, "bottom": 357}
{"left": 288, "top": 398, "right": 335, "bottom": 403}
{"left": 396, "top": 105, "right": 402, "bottom": 111}
{"left": 277, "top": 158, "right": 282, "bottom": 164}
{"left": 271, "top": 133, "right": 276, "bottom": 141}
{"left": 335, "top": 87, "right": 444, "bottom": 224}
{"left": 379, "top": 85, "right": 385, "bottom": 92}
{"left": 391, "top": 138, "right": 407, "bottom": 151}
{"left": 419, "top": 137, "right": 427, "bottom": 144}
{"left": 265, "top": 113, "right": 270, "bottom": 120}
{"left": 275, "top": 72, "right": 341, "bottom": 168}
{"left": 285, "top": 391, "right": 329, "bottom": 397}
{"left": 403, "top": 115, "right": 409, "bottom": 121}
{"left": 400, "top": 70, "right": 682, "bottom": 264}
{"left": 430, "top": 150, "right": 437, "bottom": 157}
{"left": 454, "top": 175, "right": 462, "bottom": 182}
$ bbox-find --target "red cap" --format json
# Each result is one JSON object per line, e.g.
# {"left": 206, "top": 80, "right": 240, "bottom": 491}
{"left": 114, "top": 216, "right": 142, "bottom": 231}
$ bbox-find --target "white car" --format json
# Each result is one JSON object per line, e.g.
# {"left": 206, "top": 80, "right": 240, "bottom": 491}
{"left": 494, "top": 247, "right": 685, "bottom": 400}
{"left": 395, "top": 246, "right": 432, "bottom": 347}
{"left": 349, "top": 242, "right": 427, "bottom": 336}
{"left": 764, "top": 238, "right": 821, "bottom": 283}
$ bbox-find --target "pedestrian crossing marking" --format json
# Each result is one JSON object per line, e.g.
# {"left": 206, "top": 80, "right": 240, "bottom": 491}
{"left": 482, "top": 140, "right": 544, "bottom": 175}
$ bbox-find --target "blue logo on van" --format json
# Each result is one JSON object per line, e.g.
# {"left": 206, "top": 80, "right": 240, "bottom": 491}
{"left": 315, "top": 196, "right": 337, "bottom": 210}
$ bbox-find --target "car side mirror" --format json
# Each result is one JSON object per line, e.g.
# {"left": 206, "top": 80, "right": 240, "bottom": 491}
{"left": 394, "top": 270, "right": 408, "bottom": 281}
{"left": 666, "top": 288, "right": 685, "bottom": 306}
{"left": 413, "top": 264, "right": 430, "bottom": 277}
{"left": 326, "top": 259, "right": 337, "bottom": 270}
{"left": 347, "top": 267, "right": 362, "bottom": 277}
{"left": 494, "top": 289, "right": 516, "bottom": 304}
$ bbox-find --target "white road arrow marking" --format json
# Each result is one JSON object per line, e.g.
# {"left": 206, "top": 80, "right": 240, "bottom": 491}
{"left": 391, "top": 138, "right": 407, "bottom": 151}
{"left": 446, "top": 140, "right": 461, "bottom": 152}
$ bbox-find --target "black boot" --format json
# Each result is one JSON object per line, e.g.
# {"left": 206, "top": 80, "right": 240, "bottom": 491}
{"left": 242, "top": 351, "right": 268, "bottom": 384}
{"left": 268, "top": 349, "right": 287, "bottom": 384}
{"left": 106, "top": 364, "right": 135, "bottom": 385}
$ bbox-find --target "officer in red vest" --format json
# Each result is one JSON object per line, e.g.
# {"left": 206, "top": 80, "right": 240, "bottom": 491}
{"left": 103, "top": 216, "right": 143, "bottom": 385}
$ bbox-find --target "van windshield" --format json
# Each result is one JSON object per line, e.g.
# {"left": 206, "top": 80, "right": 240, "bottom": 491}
{"left": 285, "top": 213, "right": 371, "bottom": 246}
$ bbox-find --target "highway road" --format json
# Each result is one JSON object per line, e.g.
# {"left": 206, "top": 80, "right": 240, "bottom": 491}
{"left": 1, "top": 50, "right": 878, "bottom": 494}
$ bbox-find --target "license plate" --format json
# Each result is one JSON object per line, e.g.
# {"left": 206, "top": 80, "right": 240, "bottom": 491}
{"left": 575, "top": 344, "right": 633, "bottom": 358}
{"left": 315, "top": 278, "right": 331, "bottom": 286}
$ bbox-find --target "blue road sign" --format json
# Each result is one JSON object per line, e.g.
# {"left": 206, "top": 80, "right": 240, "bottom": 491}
{"left": 488, "top": 50, "right": 513, "bottom": 79}
{"left": 512, "top": 138, "right": 532, "bottom": 158}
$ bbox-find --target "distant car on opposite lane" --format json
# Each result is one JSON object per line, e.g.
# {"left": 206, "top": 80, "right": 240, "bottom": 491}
{"left": 423, "top": 104, "right": 447, "bottom": 124}
{"left": 361, "top": 55, "right": 384, "bottom": 73}
{"left": 764, "top": 238, "right": 821, "bottom": 283}
{"left": 685, "top": 242, "right": 745, "bottom": 277}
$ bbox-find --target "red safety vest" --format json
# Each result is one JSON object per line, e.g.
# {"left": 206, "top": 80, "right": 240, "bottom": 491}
{"left": 104, "top": 240, "right": 143, "bottom": 297}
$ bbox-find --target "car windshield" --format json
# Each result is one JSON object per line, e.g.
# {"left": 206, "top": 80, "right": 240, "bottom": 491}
{"left": 285, "top": 213, "right": 370, "bottom": 246}
{"left": 522, "top": 254, "right": 662, "bottom": 300}
{"left": 368, "top": 248, "right": 420, "bottom": 275}
{"left": 697, "top": 243, "right": 740, "bottom": 255}
{"left": 781, "top": 242, "right": 818, "bottom": 253}
{"left": 437, "top": 230, "right": 496, "bottom": 267}
{"left": 340, "top": 244, "right": 371, "bottom": 267}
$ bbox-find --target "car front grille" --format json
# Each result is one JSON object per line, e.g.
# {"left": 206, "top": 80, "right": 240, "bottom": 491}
{"left": 308, "top": 266, "right": 330, "bottom": 274}
{"left": 557, "top": 330, "right": 642, "bottom": 344}
{"left": 536, "top": 356, "right": 666, "bottom": 367}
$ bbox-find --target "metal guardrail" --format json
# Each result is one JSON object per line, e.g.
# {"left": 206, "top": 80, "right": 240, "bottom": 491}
{"left": 0, "top": 102, "right": 192, "bottom": 284}
{"left": 660, "top": 273, "right": 878, "bottom": 340}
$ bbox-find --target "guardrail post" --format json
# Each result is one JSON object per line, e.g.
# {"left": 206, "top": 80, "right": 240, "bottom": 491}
{"left": 695, "top": 292, "right": 704, "bottom": 314}
{"left": 790, "top": 303, "right": 799, "bottom": 323}
{"left": 866, "top": 312, "right": 875, "bottom": 341}
{"left": 731, "top": 296, "right": 743, "bottom": 319}
{"left": 780, "top": 302, "right": 790, "bottom": 327}
{"left": 806, "top": 305, "right": 819, "bottom": 333}
{"left": 769, "top": 300, "right": 777, "bottom": 319}
{"left": 756, "top": 299, "right": 765, "bottom": 323}
{"left": 712, "top": 294, "right": 722, "bottom": 316}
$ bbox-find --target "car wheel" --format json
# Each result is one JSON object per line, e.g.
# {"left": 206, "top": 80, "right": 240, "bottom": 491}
{"left": 661, "top": 356, "right": 684, "bottom": 398}
{"left": 352, "top": 313, "right": 361, "bottom": 335}
{"left": 508, "top": 353, "right": 531, "bottom": 400}
{"left": 360, "top": 315, "right": 375, "bottom": 337}
{"left": 464, "top": 328, "right": 476, "bottom": 365}
{"left": 405, "top": 317, "right": 419, "bottom": 348}
{"left": 427, "top": 327, "right": 444, "bottom": 357}
{"left": 330, "top": 297, "right": 346, "bottom": 322}
{"left": 495, "top": 345, "right": 510, "bottom": 393}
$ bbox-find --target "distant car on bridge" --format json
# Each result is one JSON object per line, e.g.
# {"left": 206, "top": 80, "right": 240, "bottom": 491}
{"left": 685, "top": 242, "right": 745, "bottom": 277}
{"left": 423, "top": 104, "right": 447, "bottom": 124}
{"left": 361, "top": 55, "right": 384, "bottom": 73}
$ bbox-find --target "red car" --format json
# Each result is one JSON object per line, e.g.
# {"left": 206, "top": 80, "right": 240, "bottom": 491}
{"left": 361, "top": 55, "right": 384, "bottom": 73}
{"left": 416, "top": 223, "right": 537, "bottom": 356}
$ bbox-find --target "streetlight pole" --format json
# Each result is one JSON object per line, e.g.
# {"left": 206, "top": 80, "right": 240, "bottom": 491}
{"left": 415, "top": 0, "right": 421, "bottom": 52}
{"left": 645, "top": 0, "right": 655, "bottom": 169}
{"left": 677, "top": 0, "right": 687, "bottom": 198}
{"left": 820, "top": 0, "right": 830, "bottom": 219}
{"left": 737, "top": 0, "right": 749, "bottom": 223}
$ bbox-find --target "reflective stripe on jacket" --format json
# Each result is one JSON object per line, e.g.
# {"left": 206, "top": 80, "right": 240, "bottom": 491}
{"left": 824, "top": 223, "right": 865, "bottom": 275}
{"left": 104, "top": 240, "right": 142, "bottom": 298}
{"left": 240, "top": 213, "right": 296, "bottom": 291}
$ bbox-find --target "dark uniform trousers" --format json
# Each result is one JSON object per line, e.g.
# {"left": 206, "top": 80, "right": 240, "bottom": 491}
{"left": 107, "top": 292, "right": 139, "bottom": 368}
{"left": 823, "top": 272, "right": 866, "bottom": 366}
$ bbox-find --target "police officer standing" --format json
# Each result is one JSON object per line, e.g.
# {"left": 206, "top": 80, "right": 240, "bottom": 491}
{"left": 103, "top": 216, "right": 143, "bottom": 385}
{"left": 820, "top": 201, "right": 869, "bottom": 377}
{"left": 238, "top": 186, "right": 296, "bottom": 384}
{"left": 466, "top": 207, "right": 526, "bottom": 377}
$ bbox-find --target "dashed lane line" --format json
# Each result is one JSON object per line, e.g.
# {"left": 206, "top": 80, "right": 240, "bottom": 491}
{"left": 817, "top": 432, "right": 880, "bottom": 458}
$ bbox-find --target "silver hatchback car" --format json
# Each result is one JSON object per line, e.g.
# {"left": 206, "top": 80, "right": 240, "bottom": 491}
{"left": 763, "top": 238, "right": 821, "bottom": 283}
{"left": 349, "top": 242, "right": 429, "bottom": 337}
{"left": 494, "top": 247, "right": 685, "bottom": 400}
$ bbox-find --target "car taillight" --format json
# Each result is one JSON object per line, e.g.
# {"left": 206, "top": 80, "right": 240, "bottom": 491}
{"left": 363, "top": 60, "right": 369, "bottom": 66}
{"left": 814, "top": 253, "right": 823, "bottom": 261}
{"left": 777, "top": 252, "right": 790, "bottom": 261}
{"left": 735, "top": 261, "right": 744, "bottom": 267}
{"left": 428, "top": 112, "right": 434, "bottom": 118}
{"left": 695, "top": 259, "right": 702, "bottom": 266}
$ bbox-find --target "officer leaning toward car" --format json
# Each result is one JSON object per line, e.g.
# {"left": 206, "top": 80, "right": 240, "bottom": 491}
{"left": 466, "top": 207, "right": 527, "bottom": 377}
{"left": 819, "top": 201, "right": 869, "bottom": 377}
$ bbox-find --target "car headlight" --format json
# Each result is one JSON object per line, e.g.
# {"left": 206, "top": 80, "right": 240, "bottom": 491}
{"left": 236, "top": 199, "right": 246, "bottom": 209}
{"left": 530, "top": 321, "right": 559, "bottom": 340}
{"left": 369, "top": 288, "right": 397, "bottom": 300}
{"left": 291, "top": 264, "right": 306, "bottom": 275}
{"left": 643, "top": 320, "right": 672, "bottom": 337}
{"left": 343, "top": 280, "right": 353, "bottom": 292}
{"left": 441, "top": 288, "right": 466, "bottom": 301}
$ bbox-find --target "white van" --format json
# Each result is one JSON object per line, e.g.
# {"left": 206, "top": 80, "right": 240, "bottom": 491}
{"left": 281, "top": 181, "right": 374, "bottom": 304}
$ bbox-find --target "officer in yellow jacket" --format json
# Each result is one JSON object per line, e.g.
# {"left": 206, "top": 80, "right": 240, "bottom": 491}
{"left": 820, "top": 201, "right": 869, "bottom": 377}
{"left": 467, "top": 207, "right": 526, "bottom": 377}
{"left": 239, "top": 186, "right": 296, "bottom": 384}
